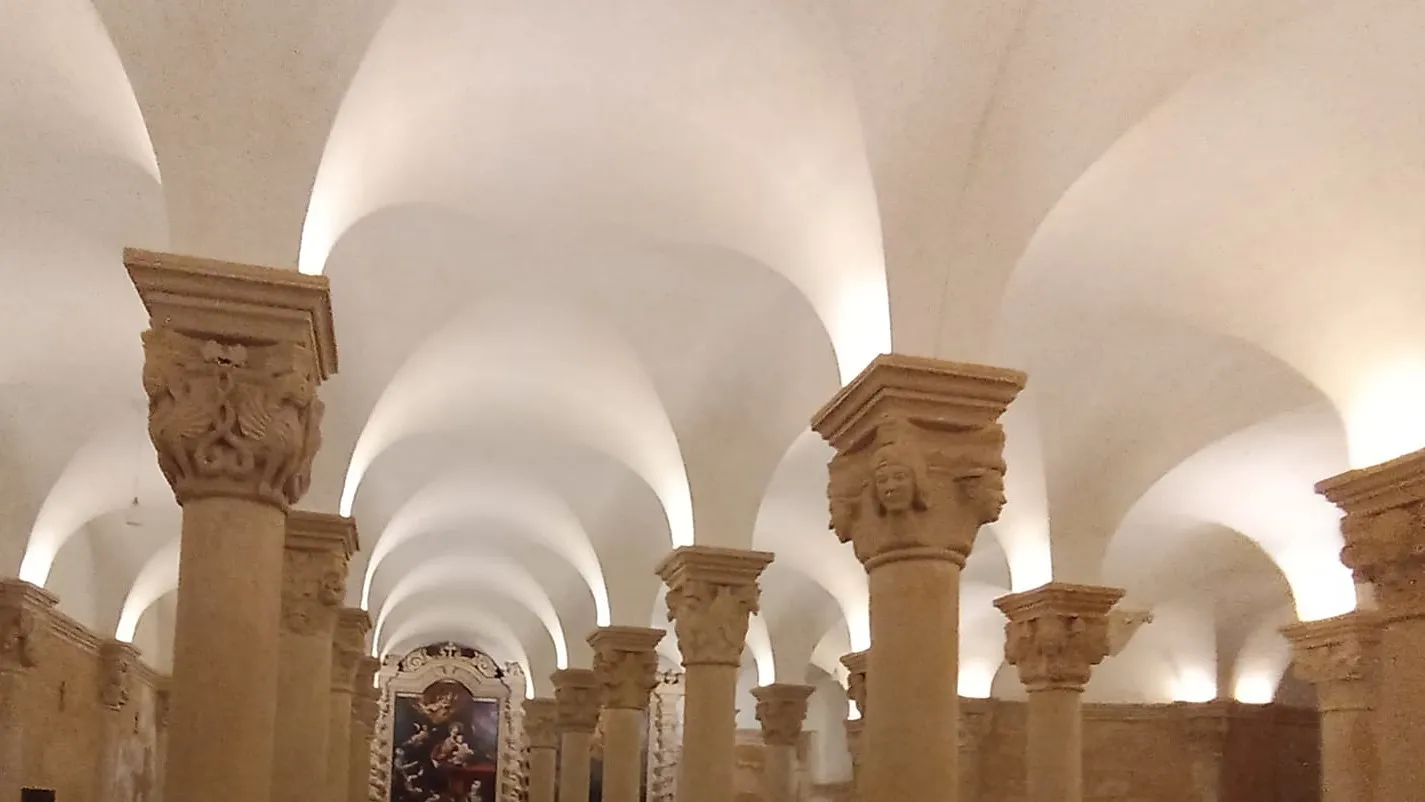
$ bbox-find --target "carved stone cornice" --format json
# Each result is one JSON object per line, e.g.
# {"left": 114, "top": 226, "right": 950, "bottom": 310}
{"left": 331, "top": 608, "right": 370, "bottom": 692}
{"left": 752, "top": 683, "right": 814, "bottom": 746}
{"left": 1283, "top": 611, "right": 1381, "bottom": 711}
{"left": 995, "top": 583, "right": 1124, "bottom": 692}
{"left": 98, "top": 639, "right": 140, "bottom": 711}
{"left": 1317, "top": 448, "right": 1425, "bottom": 619}
{"left": 588, "top": 626, "right": 665, "bottom": 710}
{"left": 282, "top": 512, "right": 357, "bottom": 636}
{"left": 657, "top": 546, "right": 773, "bottom": 667}
{"left": 839, "top": 650, "right": 868, "bottom": 717}
{"left": 0, "top": 580, "right": 57, "bottom": 672}
{"left": 522, "top": 698, "right": 560, "bottom": 750}
{"left": 552, "top": 668, "right": 601, "bottom": 734}
{"left": 126, "top": 248, "right": 337, "bottom": 511}
{"left": 811, "top": 355, "right": 1025, "bottom": 569}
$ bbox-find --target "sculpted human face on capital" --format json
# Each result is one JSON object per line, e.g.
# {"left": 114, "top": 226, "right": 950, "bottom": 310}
{"left": 873, "top": 457, "right": 915, "bottom": 514}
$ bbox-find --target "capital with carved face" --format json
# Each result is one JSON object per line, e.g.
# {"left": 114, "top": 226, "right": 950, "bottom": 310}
{"left": 995, "top": 583, "right": 1124, "bottom": 692}
{"left": 752, "top": 683, "right": 814, "bottom": 747}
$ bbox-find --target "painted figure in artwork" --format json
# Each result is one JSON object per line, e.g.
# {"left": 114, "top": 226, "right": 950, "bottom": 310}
{"left": 390, "top": 679, "right": 501, "bottom": 802}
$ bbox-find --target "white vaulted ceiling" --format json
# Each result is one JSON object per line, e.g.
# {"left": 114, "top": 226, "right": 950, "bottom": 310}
{"left": 4, "top": 0, "right": 1424, "bottom": 710}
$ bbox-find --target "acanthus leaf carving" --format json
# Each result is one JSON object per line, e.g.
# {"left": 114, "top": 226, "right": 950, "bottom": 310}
{"left": 552, "top": 669, "right": 601, "bottom": 733}
{"left": 522, "top": 699, "right": 560, "bottom": 750}
{"left": 142, "top": 327, "right": 324, "bottom": 509}
{"left": 592, "top": 646, "right": 660, "bottom": 711}
{"left": 282, "top": 548, "right": 348, "bottom": 636}
{"left": 665, "top": 580, "right": 760, "bottom": 667}
{"left": 828, "top": 415, "right": 1008, "bottom": 569}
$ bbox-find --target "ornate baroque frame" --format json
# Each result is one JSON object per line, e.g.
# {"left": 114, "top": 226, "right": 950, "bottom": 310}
{"left": 370, "top": 643, "right": 527, "bottom": 802}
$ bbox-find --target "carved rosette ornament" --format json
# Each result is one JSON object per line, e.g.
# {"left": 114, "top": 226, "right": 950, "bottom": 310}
{"left": 995, "top": 583, "right": 1124, "bottom": 692}
{"left": 0, "top": 580, "right": 56, "bottom": 673}
{"left": 589, "top": 626, "right": 665, "bottom": 710}
{"left": 812, "top": 356, "right": 1025, "bottom": 571}
{"left": 99, "top": 640, "right": 139, "bottom": 711}
{"left": 1317, "top": 449, "right": 1425, "bottom": 620}
{"left": 522, "top": 698, "right": 560, "bottom": 750}
{"left": 657, "top": 546, "right": 774, "bottom": 668}
{"left": 552, "top": 668, "right": 601, "bottom": 734}
{"left": 752, "top": 684, "right": 814, "bottom": 747}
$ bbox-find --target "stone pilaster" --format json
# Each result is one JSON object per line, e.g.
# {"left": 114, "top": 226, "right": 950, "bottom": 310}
{"left": 277, "top": 512, "right": 356, "bottom": 802}
{"left": 657, "top": 546, "right": 774, "bottom": 802}
{"left": 0, "top": 581, "right": 56, "bottom": 802}
{"left": 590, "top": 626, "right": 664, "bottom": 802}
{"left": 96, "top": 639, "right": 140, "bottom": 802}
{"left": 1284, "top": 611, "right": 1382, "bottom": 802}
{"left": 753, "top": 684, "right": 814, "bottom": 802}
{"left": 128, "top": 247, "right": 336, "bottom": 802}
{"left": 813, "top": 354, "right": 1024, "bottom": 802}
{"left": 348, "top": 656, "right": 379, "bottom": 802}
{"left": 329, "top": 609, "right": 369, "bottom": 802}
{"left": 996, "top": 583, "right": 1123, "bottom": 802}
{"left": 553, "top": 667, "right": 600, "bottom": 802}
{"left": 523, "top": 698, "right": 559, "bottom": 802}
{"left": 843, "top": 718, "right": 864, "bottom": 802}
{"left": 1317, "top": 447, "right": 1425, "bottom": 802}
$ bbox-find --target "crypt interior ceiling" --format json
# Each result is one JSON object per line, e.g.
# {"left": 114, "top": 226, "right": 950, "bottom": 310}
{"left": 3, "top": 0, "right": 1424, "bottom": 730}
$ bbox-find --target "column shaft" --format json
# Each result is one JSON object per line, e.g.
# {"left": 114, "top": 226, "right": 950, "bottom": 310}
{"left": 128, "top": 248, "right": 336, "bottom": 802}
{"left": 553, "top": 668, "right": 599, "bottom": 802}
{"left": 866, "top": 558, "right": 961, "bottom": 800}
{"left": 276, "top": 513, "right": 355, "bottom": 802}
{"left": 602, "top": 708, "right": 644, "bottom": 802}
{"left": 843, "top": 719, "right": 864, "bottom": 802}
{"left": 752, "top": 684, "right": 813, "bottom": 802}
{"left": 529, "top": 748, "right": 557, "bottom": 802}
{"left": 813, "top": 355, "right": 1024, "bottom": 802}
{"left": 657, "top": 546, "right": 774, "bottom": 802}
{"left": 168, "top": 497, "right": 287, "bottom": 802}
{"left": 348, "top": 657, "right": 380, "bottom": 802}
{"left": 329, "top": 610, "right": 370, "bottom": 802}
{"left": 589, "top": 625, "right": 663, "bottom": 802}
{"left": 524, "top": 698, "right": 560, "bottom": 802}
{"left": 1026, "top": 689, "right": 1082, "bottom": 802}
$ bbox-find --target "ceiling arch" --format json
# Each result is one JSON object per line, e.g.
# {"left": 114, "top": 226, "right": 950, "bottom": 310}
{"left": 379, "top": 605, "right": 536, "bottom": 697}
{"left": 371, "top": 555, "right": 569, "bottom": 670}
{"left": 302, "top": 0, "right": 888, "bottom": 380}
{"left": 341, "top": 295, "right": 691, "bottom": 549}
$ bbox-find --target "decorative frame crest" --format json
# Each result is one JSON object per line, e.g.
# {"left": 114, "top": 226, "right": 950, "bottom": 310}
{"left": 370, "top": 642, "right": 525, "bottom": 802}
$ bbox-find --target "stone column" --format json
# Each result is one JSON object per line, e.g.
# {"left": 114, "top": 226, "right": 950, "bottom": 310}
{"left": 589, "top": 626, "right": 664, "bottom": 802}
{"left": 1316, "top": 449, "right": 1425, "bottom": 802}
{"left": 0, "top": 581, "right": 55, "bottom": 801}
{"left": 96, "top": 639, "right": 140, "bottom": 801}
{"left": 553, "top": 667, "right": 600, "bottom": 802}
{"left": 752, "top": 684, "right": 814, "bottom": 802}
{"left": 329, "top": 610, "right": 370, "bottom": 802}
{"left": 812, "top": 355, "right": 1024, "bottom": 802}
{"left": 524, "top": 698, "right": 560, "bottom": 802}
{"left": 127, "top": 248, "right": 337, "bottom": 802}
{"left": 1283, "top": 611, "right": 1381, "bottom": 802}
{"left": 839, "top": 650, "right": 867, "bottom": 802}
{"left": 995, "top": 583, "right": 1123, "bottom": 802}
{"left": 657, "top": 546, "right": 774, "bottom": 802}
{"left": 348, "top": 656, "right": 380, "bottom": 802}
{"left": 276, "top": 512, "right": 357, "bottom": 802}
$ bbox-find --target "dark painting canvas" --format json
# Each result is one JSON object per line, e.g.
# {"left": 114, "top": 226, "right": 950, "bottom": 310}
{"left": 390, "top": 679, "right": 501, "bottom": 802}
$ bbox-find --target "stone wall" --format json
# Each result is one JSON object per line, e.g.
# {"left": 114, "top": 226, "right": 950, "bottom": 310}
{"left": 734, "top": 699, "right": 1320, "bottom": 802}
{"left": 14, "top": 601, "right": 167, "bottom": 802}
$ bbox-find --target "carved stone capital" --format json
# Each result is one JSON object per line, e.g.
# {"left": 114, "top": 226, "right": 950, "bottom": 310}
{"left": 995, "top": 583, "right": 1124, "bottom": 692}
{"left": 552, "top": 668, "right": 601, "bottom": 733}
{"left": 752, "top": 683, "right": 814, "bottom": 746}
{"left": 657, "top": 546, "right": 773, "bottom": 667}
{"left": 126, "top": 248, "right": 337, "bottom": 511}
{"left": 839, "top": 650, "right": 868, "bottom": 717}
{"left": 589, "top": 626, "right": 665, "bottom": 710}
{"left": 354, "top": 655, "right": 380, "bottom": 694}
{"left": 1318, "top": 448, "right": 1425, "bottom": 619}
{"left": 99, "top": 639, "right": 140, "bottom": 711}
{"left": 331, "top": 608, "right": 370, "bottom": 692}
{"left": 523, "top": 698, "right": 560, "bottom": 750}
{"left": 812, "top": 356, "right": 1024, "bottom": 569}
{"left": 0, "top": 580, "right": 57, "bottom": 673}
{"left": 281, "top": 513, "right": 356, "bottom": 636}
{"left": 1283, "top": 611, "right": 1381, "bottom": 711}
